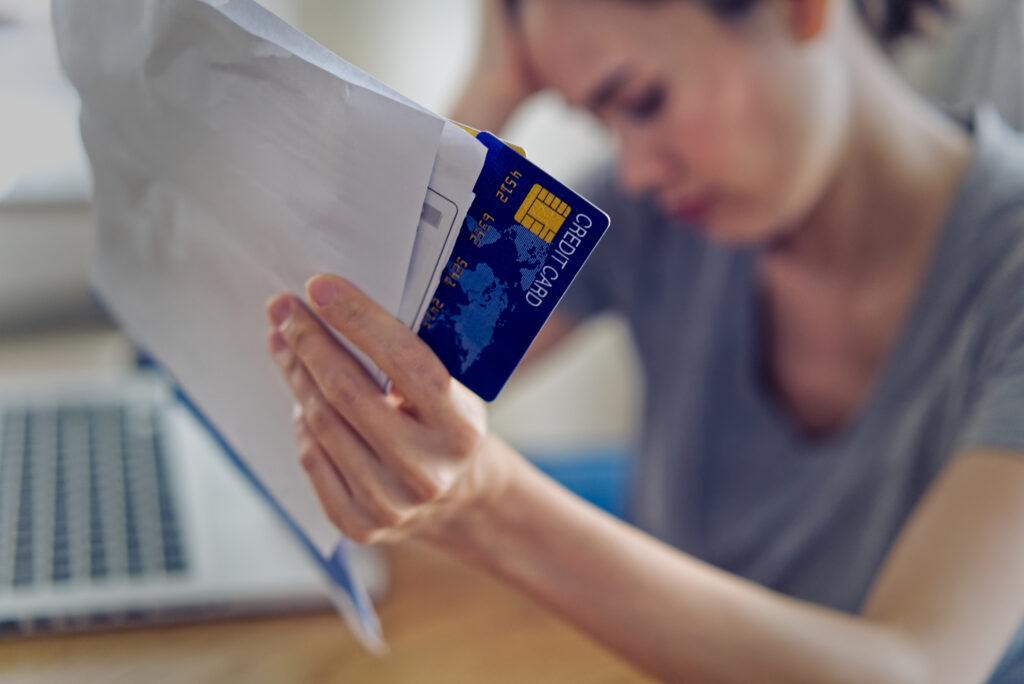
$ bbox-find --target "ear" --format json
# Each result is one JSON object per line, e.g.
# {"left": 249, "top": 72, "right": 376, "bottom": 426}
{"left": 786, "top": 0, "right": 829, "bottom": 41}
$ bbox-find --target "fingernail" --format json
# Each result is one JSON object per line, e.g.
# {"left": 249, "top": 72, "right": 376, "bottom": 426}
{"left": 308, "top": 276, "right": 337, "bottom": 307}
{"left": 269, "top": 331, "right": 288, "bottom": 356}
{"left": 268, "top": 296, "right": 291, "bottom": 327}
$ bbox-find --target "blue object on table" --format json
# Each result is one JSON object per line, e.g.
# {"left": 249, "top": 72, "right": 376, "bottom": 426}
{"left": 528, "top": 445, "right": 631, "bottom": 520}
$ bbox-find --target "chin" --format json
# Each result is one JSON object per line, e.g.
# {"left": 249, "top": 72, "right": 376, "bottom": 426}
{"left": 697, "top": 211, "right": 783, "bottom": 247}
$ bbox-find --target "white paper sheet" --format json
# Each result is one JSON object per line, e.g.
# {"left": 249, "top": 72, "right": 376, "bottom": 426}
{"left": 52, "top": 0, "right": 484, "bottom": 649}
{"left": 398, "top": 122, "right": 485, "bottom": 328}
{"left": 208, "top": 1, "right": 487, "bottom": 333}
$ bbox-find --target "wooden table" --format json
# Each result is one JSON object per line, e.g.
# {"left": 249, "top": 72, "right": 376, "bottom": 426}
{"left": 1, "top": 542, "right": 648, "bottom": 683}
{"left": 0, "top": 331, "right": 647, "bottom": 683}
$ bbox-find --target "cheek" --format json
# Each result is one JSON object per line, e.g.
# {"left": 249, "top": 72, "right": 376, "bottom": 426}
{"left": 660, "top": 68, "right": 814, "bottom": 242}
{"left": 658, "top": 52, "right": 782, "bottom": 185}
{"left": 705, "top": 69, "right": 814, "bottom": 226}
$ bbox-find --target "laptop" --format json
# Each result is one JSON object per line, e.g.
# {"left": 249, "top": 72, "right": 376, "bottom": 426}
{"left": 0, "top": 16, "right": 387, "bottom": 637}
{"left": 0, "top": 368, "right": 386, "bottom": 636}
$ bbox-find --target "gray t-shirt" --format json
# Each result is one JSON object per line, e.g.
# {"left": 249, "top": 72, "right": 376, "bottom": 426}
{"left": 559, "top": 106, "right": 1024, "bottom": 681}
{"left": 927, "top": 0, "right": 1024, "bottom": 131}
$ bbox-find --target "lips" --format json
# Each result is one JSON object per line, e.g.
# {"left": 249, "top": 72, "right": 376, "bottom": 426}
{"left": 668, "top": 193, "right": 715, "bottom": 224}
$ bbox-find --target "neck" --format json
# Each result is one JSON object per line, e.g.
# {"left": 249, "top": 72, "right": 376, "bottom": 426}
{"left": 762, "top": 26, "right": 971, "bottom": 285}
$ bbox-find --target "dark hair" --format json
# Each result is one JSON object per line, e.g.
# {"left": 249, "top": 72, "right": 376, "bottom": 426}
{"left": 503, "top": 0, "right": 946, "bottom": 44}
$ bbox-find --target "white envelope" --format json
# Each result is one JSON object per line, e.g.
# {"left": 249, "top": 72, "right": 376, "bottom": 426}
{"left": 52, "top": 0, "right": 485, "bottom": 649}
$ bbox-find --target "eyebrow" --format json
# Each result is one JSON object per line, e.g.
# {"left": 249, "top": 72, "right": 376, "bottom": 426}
{"left": 584, "top": 64, "right": 635, "bottom": 111}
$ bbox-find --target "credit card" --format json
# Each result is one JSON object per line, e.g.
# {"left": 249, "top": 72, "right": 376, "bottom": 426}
{"left": 418, "top": 131, "right": 610, "bottom": 401}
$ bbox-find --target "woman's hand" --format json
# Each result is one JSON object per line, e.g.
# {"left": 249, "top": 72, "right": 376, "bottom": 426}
{"left": 265, "top": 274, "right": 512, "bottom": 546}
{"left": 450, "top": 0, "right": 539, "bottom": 132}
{"left": 472, "top": 0, "right": 537, "bottom": 101}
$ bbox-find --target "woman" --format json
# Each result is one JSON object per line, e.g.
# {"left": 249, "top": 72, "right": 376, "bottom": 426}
{"left": 265, "top": 0, "right": 1024, "bottom": 680}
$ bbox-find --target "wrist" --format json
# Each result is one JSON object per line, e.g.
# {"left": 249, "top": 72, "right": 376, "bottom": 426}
{"left": 426, "top": 435, "right": 536, "bottom": 564}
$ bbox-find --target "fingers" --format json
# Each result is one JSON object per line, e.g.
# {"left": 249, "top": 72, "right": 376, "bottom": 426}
{"left": 278, "top": 344, "right": 424, "bottom": 544}
{"left": 302, "top": 275, "right": 454, "bottom": 418}
{"left": 271, "top": 331, "right": 421, "bottom": 517}
{"left": 267, "top": 293, "right": 405, "bottom": 440}
{"left": 291, "top": 419, "right": 383, "bottom": 545}
{"left": 264, "top": 282, "right": 492, "bottom": 544}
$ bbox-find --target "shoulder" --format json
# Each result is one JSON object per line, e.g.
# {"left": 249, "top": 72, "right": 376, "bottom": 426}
{"left": 952, "top": 108, "right": 1024, "bottom": 300}
{"left": 928, "top": 0, "right": 1024, "bottom": 129}
{"left": 966, "top": 107, "right": 1024, "bottom": 237}
{"left": 948, "top": 110, "right": 1024, "bottom": 404}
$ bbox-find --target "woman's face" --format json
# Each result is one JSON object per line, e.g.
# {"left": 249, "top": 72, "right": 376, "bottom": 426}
{"left": 518, "top": 0, "right": 850, "bottom": 245}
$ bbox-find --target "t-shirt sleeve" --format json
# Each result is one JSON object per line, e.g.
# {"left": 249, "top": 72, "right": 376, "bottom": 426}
{"left": 556, "top": 163, "right": 656, "bottom": 320}
{"left": 926, "top": 0, "right": 1024, "bottom": 131}
{"left": 957, "top": 250, "right": 1024, "bottom": 453}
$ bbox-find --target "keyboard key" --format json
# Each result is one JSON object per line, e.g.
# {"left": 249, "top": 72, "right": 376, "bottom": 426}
{"left": 2, "top": 399, "right": 190, "bottom": 589}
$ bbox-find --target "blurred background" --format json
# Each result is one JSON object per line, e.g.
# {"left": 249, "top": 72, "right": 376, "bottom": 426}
{"left": 0, "top": 0, "right": 1022, "bottom": 676}
{"left": 0, "top": 0, "right": 639, "bottom": 483}
{"left": 4, "top": 0, "right": 1023, "bottom": 523}
{"left": 4, "top": 0, "right": 1022, "bottom": 454}
{"left": 2, "top": 0, "right": 1022, "bottom": 520}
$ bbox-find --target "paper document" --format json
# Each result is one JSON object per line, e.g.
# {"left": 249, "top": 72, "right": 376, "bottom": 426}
{"left": 53, "top": 0, "right": 486, "bottom": 649}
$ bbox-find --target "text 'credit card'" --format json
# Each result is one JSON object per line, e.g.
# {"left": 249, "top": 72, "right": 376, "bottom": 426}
{"left": 418, "top": 132, "right": 610, "bottom": 401}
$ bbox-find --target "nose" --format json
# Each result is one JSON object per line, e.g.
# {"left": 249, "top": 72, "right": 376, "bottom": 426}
{"left": 615, "top": 130, "right": 674, "bottom": 197}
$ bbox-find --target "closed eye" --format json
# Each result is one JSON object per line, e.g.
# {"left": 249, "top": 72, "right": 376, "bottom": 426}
{"left": 625, "top": 85, "right": 666, "bottom": 123}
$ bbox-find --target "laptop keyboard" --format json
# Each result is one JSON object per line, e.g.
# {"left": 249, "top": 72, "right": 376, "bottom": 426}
{"left": 0, "top": 402, "right": 188, "bottom": 590}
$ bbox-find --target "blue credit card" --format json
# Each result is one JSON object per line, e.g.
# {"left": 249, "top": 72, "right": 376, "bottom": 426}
{"left": 418, "top": 131, "right": 610, "bottom": 401}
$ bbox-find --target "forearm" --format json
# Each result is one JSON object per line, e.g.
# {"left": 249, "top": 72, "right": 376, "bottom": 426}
{"left": 447, "top": 0, "right": 536, "bottom": 133}
{"left": 442, "top": 438, "right": 927, "bottom": 683}
{"left": 271, "top": 277, "right": 1024, "bottom": 683}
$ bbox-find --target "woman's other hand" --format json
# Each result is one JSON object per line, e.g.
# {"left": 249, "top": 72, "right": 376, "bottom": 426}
{"left": 450, "top": 0, "right": 538, "bottom": 132}
{"left": 265, "top": 275, "right": 513, "bottom": 546}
